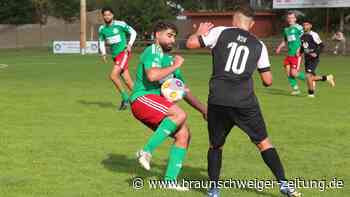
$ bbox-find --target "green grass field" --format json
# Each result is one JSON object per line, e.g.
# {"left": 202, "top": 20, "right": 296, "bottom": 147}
{"left": 1, "top": 49, "right": 349, "bottom": 197}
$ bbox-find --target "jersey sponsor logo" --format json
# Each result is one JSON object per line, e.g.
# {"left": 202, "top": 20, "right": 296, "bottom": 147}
{"left": 287, "top": 35, "right": 296, "bottom": 42}
{"left": 106, "top": 35, "right": 121, "bottom": 44}
{"left": 237, "top": 35, "right": 247, "bottom": 43}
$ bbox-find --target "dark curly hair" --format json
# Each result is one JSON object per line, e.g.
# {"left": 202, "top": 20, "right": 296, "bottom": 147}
{"left": 153, "top": 21, "right": 178, "bottom": 37}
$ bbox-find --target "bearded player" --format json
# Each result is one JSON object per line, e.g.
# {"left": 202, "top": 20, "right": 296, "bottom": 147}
{"left": 131, "top": 22, "right": 207, "bottom": 190}
{"left": 98, "top": 7, "right": 137, "bottom": 110}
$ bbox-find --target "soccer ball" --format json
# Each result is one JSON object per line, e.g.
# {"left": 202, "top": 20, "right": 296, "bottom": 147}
{"left": 161, "top": 78, "right": 185, "bottom": 102}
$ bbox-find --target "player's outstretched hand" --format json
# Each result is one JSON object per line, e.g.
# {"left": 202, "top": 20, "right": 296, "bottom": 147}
{"left": 196, "top": 22, "right": 214, "bottom": 36}
{"left": 102, "top": 55, "right": 108, "bottom": 63}
{"left": 202, "top": 107, "right": 208, "bottom": 121}
{"left": 173, "top": 55, "right": 184, "bottom": 68}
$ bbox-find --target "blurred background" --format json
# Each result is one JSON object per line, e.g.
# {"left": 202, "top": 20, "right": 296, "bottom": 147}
{"left": 0, "top": 0, "right": 350, "bottom": 54}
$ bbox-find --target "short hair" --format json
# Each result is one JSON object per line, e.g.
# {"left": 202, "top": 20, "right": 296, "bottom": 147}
{"left": 232, "top": 4, "right": 255, "bottom": 18}
{"left": 287, "top": 11, "right": 297, "bottom": 17}
{"left": 302, "top": 19, "right": 313, "bottom": 24}
{"left": 153, "top": 21, "right": 178, "bottom": 37}
{"left": 101, "top": 7, "right": 114, "bottom": 15}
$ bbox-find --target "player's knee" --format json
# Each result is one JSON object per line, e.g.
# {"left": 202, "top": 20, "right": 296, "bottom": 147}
{"left": 168, "top": 106, "right": 187, "bottom": 125}
{"left": 209, "top": 141, "right": 225, "bottom": 150}
{"left": 177, "top": 110, "right": 187, "bottom": 123}
{"left": 209, "top": 145, "right": 223, "bottom": 150}
{"left": 256, "top": 138, "right": 273, "bottom": 152}
{"left": 290, "top": 72, "right": 297, "bottom": 77}
{"left": 109, "top": 73, "right": 120, "bottom": 81}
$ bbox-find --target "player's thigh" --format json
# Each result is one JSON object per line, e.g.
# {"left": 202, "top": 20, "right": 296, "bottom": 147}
{"left": 208, "top": 104, "right": 235, "bottom": 148}
{"left": 305, "top": 59, "right": 319, "bottom": 76}
{"left": 234, "top": 105, "right": 268, "bottom": 145}
{"left": 113, "top": 51, "right": 130, "bottom": 73}
{"left": 283, "top": 64, "right": 291, "bottom": 76}
{"left": 131, "top": 94, "right": 174, "bottom": 131}
{"left": 284, "top": 56, "right": 300, "bottom": 76}
{"left": 110, "top": 64, "right": 122, "bottom": 78}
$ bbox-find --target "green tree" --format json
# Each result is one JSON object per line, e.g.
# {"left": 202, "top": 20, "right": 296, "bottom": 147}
{"left": 96, "top": 0, "right": 175, "bottom": 33}
{"left": 49, "top": 0, "right": 80, "bottom": 23}
{"left": 0, "top": 0, "right": 35, "bottom": 24}
{"left": 32, "top": 0, "right": 50, "bottom": 24}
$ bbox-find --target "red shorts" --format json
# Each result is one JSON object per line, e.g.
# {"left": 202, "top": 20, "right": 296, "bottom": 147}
{"left": 131, "top": 94, "right": 174, "bottom": 130}
{"left": 283, "top": 55, "right": 301, "bottom": 70}
{"left": 113, "top": 51, "right": 131, "bottom": 71}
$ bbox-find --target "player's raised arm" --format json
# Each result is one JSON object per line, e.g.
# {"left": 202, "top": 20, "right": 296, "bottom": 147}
{"left": 275, "top": 39, "right": 286, "bottom": 54}
{"left": 258, "top": 41, "right": 272, "bottom": 87}
{"left": 186, "top": 22, "right": 214, "bottom": 49}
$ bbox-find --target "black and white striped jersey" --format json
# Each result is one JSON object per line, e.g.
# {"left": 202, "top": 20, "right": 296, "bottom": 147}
{"left": 199, "top": 26, "right": 271, "bottom": 107}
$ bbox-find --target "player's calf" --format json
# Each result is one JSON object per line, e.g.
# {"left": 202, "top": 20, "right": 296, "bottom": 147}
{"left": 110, "top": 66, "right": 130, "bottom": 110}
{"left": 173, "top": 124, "right": 191, "bottom": 148}
{"left": 164, "top": 124, "right": 190, "bottom": 183}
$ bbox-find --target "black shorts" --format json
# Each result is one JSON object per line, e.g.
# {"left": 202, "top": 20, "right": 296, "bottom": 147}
{"left": 305, "top": 58, "right": 319, "bottom": 75}
{"left": 207, "top": 104, "right": 268, "bottom": 147}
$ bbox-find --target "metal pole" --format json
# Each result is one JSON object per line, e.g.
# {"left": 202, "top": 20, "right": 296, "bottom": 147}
{"left": 326, "top": 8, "right": 329, "bottom": 34}
{"left": 80, "top": 0, "right": 87, "bottom": 55}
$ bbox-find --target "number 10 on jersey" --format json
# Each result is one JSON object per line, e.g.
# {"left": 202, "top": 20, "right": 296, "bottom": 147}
{"left": 224, "top": 42, "right": 249, "bottom": 74}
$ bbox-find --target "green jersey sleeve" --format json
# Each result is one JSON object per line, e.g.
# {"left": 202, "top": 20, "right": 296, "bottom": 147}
{"left": 121, "top": 22, "right": 135, "bottom": 34}
{"left": 296, "top": 24, "right": 304, "bottom": 38}
{"left": 98, "top": 26, "right": 105, "bottom": 41}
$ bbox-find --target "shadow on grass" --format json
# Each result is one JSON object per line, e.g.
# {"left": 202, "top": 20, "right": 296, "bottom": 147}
{"left": 101, "top": 154, "right": 282, "bottom": 196}
{"left": 101, "top": 153, "right": 208, "bottom": 194}
{"left": 77, "top": 100, "right": 117, "bottom": 109}
{"left": 239, "top": 188, "right": 281, "bottom": 197}
{"left": 261, "top": 87, "right": 304, "bottom": 97}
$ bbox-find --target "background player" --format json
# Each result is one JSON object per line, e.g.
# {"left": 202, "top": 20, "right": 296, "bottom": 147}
{"left": 300, "top": 19, "right": 335, "bottom": 98}
{"left": 98, "top": 7, "right": 137, "bottom": 110}
{"left": 276, "top": 11, "right": 305, "bottom": 95}
{"left": 187, "top": 5, "right": 301, "bottom": 197}
{"left": 131, "top": 22, "right": 207, "bottom": 190}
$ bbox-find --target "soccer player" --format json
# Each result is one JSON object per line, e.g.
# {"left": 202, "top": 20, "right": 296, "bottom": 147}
{"left": 98, "top": 7, "right": 137, "bottom": 110}
{"left": 131, "top": 22, "right": 207, "bottom": 190}
{"left": 187, "top": 5, "right": 301, "bottom": 197}
{"left": 300, "top": 19, "right": 335, "bottom": 98}
{"left": 332, "top": 30, "right": 346, "bottom": 55}
{"left": 276, "top": 11, "right": 305, "bottom": 95}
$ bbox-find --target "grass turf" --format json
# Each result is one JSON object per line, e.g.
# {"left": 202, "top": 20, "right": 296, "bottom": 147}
{"left": 0, "top": 49, "right": 349, "bottom": 197}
